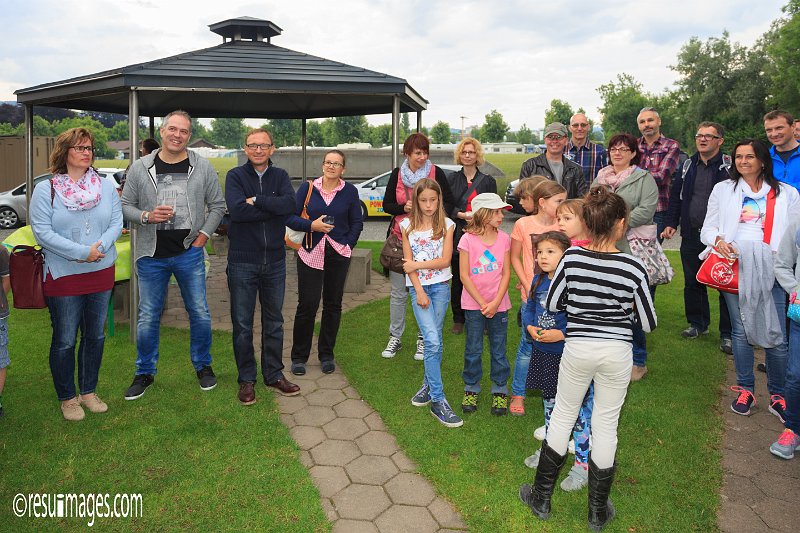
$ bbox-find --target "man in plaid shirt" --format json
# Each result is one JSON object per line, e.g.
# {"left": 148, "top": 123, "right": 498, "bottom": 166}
{"left": 565, "top": 112, "right": 607, "bottom": 186}
{"left": 637, "top": 107, "right": 680, "bottom": 238}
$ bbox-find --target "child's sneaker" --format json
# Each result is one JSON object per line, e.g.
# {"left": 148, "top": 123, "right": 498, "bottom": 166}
{"left": 534, "top": 425, "right": 546, "bottom": 441}
{"left": 730, "top": 386, "right": 756, "bottom": 416}
{"left": 381, "top": 336, "right": 402, "bottom": 358}
{"left": 770, "top": 428, "right": 800, "bottom": 459}
{"left": 524, "top": 449, "right": 540, "bottom": 469}
{"left": 414, "top": 334, "right": 424, "bottom": 361}
{"left": 430, "top": 400, "right": 463, "bottom": 427}
{"left": 491, "top": 393, "right": 508, "bottom": 416}
{"left": 560, "top": 464, "right": 588, "bottom": 491}
{"left": 769, "top": 394, "right": 786, "bottom": 424}
{"left": 411, "top": 384, "right": 431, "bottom": 407}
{"left": 461, "top": 391, "right": 478, "bottom": 413}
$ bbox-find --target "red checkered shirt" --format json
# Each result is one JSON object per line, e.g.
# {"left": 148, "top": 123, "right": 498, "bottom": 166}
{"left": 638, "top": 135, "right": 680, "bottom": 212}
{"left": 297, "top": 177, "right": 352, "bottom": 270}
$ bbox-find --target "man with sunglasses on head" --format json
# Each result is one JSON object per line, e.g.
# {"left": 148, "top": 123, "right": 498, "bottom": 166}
{"left": 565, "top": 113, "right": 607, "bottom": 187}
{"left": 121, "top": 109, "right": 226, "bottom": 400}
{"left": 224, "top": 128, "right": 300, "bottom": 405}
{"left": 637, "top": 107, "right": 681, "bottom": 240}
{"left": 662, "top": 122, "right": 733, "bottom": 354}
{"left": 518, "top": 122, "right": 587, "bottom": 199}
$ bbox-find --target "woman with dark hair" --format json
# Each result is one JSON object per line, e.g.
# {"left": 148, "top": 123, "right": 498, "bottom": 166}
{"left": 30, "top": 127, "right": 123, "bottom": 421}
{"left": 447, "top": 137, "right": 496, "bottom": 334}
{"left": 701, "top": 139, "right": 799, "bottom": 421}
{"left": 380, "top": 133, "right": 455, "bottom": 359}
{"left": 592, "top": 133, "right": 658, "bottom": 382}
{"left": 287, "top": 149, "right": 364, "bottom": 376}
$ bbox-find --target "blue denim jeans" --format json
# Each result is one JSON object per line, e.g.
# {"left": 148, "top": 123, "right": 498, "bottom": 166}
{"left": 228, "top": 259, "right": 286, "bottom": 384}
{"left": 785, "top": 320, "right": 800, "bottom": 433}
{"left": 723, "top": 282, "right": 788, "bottom": 395}
{"left": 135, "top": 245, "right": 212, "bottom": 375}
{"left": 46, "top": 290, "right": 111, "bottom": 400}
{"left": 511, "top": 328, "right": 533, "bottom": 396}
{"left": 463, "top": 310, "right": 510, "bottom": 395}
{"left": 409, "top": 282, "right": 450, "bottom": 403}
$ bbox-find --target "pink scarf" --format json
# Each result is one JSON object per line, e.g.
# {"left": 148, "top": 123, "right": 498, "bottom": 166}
{"left": 52, "top": 167, "right": 102, "bottom": 211}
{"left": 596, "top": 165, "right": 636, "bottom": 192}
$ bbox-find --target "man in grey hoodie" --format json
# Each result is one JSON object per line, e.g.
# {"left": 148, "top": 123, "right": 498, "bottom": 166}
{"left": 121, "top": 110, "right": 226, "bottom": 400}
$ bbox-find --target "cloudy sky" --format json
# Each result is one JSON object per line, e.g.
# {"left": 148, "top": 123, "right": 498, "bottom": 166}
{"left": 0, "top": 0, "right": 788, "bottom": 131}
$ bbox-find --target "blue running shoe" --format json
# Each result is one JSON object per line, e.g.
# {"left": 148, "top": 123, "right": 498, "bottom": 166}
{"left": 411, "top": 384, "right": 431, "bottom": 406}
{"left": 430, "top": 400, "right": 464, "bottom": 428}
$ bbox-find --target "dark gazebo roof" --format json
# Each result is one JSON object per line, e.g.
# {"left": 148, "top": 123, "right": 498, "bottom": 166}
{"left": 15, "top": 17, "right": 427, "bottom": 118}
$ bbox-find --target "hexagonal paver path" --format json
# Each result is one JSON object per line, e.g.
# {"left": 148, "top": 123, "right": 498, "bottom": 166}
{"left": 166, "top": 252, "right": 466, "bottom": 531}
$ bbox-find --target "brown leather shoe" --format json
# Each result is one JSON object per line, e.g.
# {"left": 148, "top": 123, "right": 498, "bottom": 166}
{"left": 238, "top": 382, "right": 256, "bottom": 405}
{"left": 266, "top": 377, "right": 301, "bottom": 397}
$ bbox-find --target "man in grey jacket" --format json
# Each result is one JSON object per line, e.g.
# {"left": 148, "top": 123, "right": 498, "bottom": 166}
{"left": 120, "top": 110, "right": 226, "bottom": 400}
{"left": 518, "top": 122, "right": 588, "bottom": 199}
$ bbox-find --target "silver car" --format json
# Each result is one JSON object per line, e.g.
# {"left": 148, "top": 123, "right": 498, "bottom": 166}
{"left": 0, "top": 169, "right": 123, "bottom": 228}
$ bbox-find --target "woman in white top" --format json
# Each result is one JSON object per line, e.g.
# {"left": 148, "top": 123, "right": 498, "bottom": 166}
{"left": 701, "top": 139, "right": 799, "bottom": 421}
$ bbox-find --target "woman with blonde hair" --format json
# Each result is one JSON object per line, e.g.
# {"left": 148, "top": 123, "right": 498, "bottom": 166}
{"left": 447, "top": 137, "right": 497, "bottom": 334}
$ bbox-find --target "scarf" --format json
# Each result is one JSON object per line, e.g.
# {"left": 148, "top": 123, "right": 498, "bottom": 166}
{"left": 400, "top": 158, "right": 433, "bottom": 189}
{"left": 596, "top": 165, "right": 636, "bottom": 192}
{"left": 52, "top": 167, "right": 102, "bottom": 211}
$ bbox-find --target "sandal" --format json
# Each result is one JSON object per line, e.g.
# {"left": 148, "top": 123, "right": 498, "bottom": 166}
{"left": 509, "top": 395, "right": 525, "bottom": 416}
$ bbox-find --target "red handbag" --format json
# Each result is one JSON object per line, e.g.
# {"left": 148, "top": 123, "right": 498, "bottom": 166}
{"left": 696, "top": 189, "right": 776, "bottom": 294}
{"left": 10, "top": 245, "right": 46, "bottom": 309}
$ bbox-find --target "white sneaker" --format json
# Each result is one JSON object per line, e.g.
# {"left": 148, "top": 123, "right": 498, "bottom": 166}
{"left": 414, "top": 334, "right": 424, "bottom": 361}
{"left": 568, "top": 439, "right": 575, "bottom": 455}
{"left": 560, "top": 464, "right": 588, "bottom": 491}
{"left": 381, "top": 336, "right": 402, "bottom": 358}
{"left": 534, "top": 425, "right": 546, "bottom": 441}
{"left": 524, "top": 449, "right": 540, "bottom": 469}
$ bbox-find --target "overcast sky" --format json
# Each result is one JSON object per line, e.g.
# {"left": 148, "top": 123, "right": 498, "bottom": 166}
{"left": 0, "top": 0, "right": 788, "bottom": 131}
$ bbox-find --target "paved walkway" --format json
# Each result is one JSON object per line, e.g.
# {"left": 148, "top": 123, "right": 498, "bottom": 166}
{"left": 161, "top": 251, "right": 467, "bottom": 533}
{"left": 151, "top": 248, "right": 800, "bottom": 532}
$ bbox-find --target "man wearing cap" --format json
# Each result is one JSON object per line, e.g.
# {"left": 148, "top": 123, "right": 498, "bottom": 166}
{"left": 565, "top": 113, "right": 607, "bottom": 187}
{"left": 637, "top": 107, "right": 681, "bottom": 238}
{"left": 519, "top": 122, "right": 587, "bottom": 199}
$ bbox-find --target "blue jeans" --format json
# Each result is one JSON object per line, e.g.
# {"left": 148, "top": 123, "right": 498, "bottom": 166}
{"left": 463, "top": 310, "right": 510, "bottom": 395}
{"left": 723, "top": 282, "right": 788, "bottom": 395}
{"left": 46, "top": 290, "right": 111, "bottom": 400}
{"left": 135, "top": 245, "right": 212, "bottom": 375}
{"left": 409, "top": 282, "right": 450, "bottom": 403}
{"left": 785, "top": 320, "right": 800, "bottom": 433}
{"left": 511, "top": 328, "right": 533, "bottom": 396}
{"left": 228, "top": 259, "right": 286, "bottom": 384}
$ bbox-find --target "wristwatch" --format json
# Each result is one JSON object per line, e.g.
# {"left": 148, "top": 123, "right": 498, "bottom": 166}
{"left": 142, "top": 211, "right": 150, "bottom": 224}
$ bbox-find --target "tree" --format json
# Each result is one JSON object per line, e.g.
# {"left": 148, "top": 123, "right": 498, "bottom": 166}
{"left": 480, "top": 110, "right": 509, "bottom": 143}
{"left": 368, "top": 124, "right": 392, "bottom": 147}
{"left": 190, "top": 119, "right": 210, "bottom": 142}
{"left": 400, "top": 113, "right": 410, "bottom": 140}
{"left": 209, "top": 118, "right": 247, "bottom": 149}
{"left": 108, "top": 120, "right": 130, "bottom": 141}
{"left": 51, "top": 116, "right": 113, "bottom": 158}
{"left": 333, "top": 115, "right": 368, "bottom": 144}
{"left": 516, "top": 123, "right": 533, "bottom": 144}
{"left": 266, "top": 119, "right": 302, "bottom": 147}
{"left": 597, "top": 73, "right": 652, "bottom": 138}
{"left": 320, "top": 118, "right": 338, "bottom": 146}
{"left": 767, "top": 0, "right": 800, "bottom": 112}
{"left": 430, "top": 121, "right": 451, "bottom": 144}
{"left": 544, "top": 99, "right": 574, "bottom": 126}
{"left": 306, "top": 120, "right": 324, "bottom": 147}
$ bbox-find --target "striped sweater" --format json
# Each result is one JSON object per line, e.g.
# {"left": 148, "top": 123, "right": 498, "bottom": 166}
{"left": 546, "top": 247, "right": 657, "bottom": 343}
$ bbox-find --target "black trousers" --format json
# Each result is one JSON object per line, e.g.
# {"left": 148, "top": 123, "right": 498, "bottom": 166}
{"left": 291, "top": 243, "right": 351, "bottom": 363}
{"left": 450, "top": 250, "right": 465, "bottom": 324}
{"left": 680, "top": 228, "right": 732, "bottom": 337}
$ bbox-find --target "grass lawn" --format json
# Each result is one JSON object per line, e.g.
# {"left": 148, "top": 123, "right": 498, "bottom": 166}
{"left": 336, "top": 250, "right": 726, "bottom": 532}
{"left": 0, "top": 306, "right": 328, "bottom": 532}
{"left": 484, "top": 153, "right": 531, "bottom": 192}
{"left": 95, "top": 158, "right": 238, "bottom": 190}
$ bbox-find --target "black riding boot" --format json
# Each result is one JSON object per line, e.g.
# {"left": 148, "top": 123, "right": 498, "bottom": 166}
{"left": 588, "top": 456, "right": 617, "bottom": 531}
{"left": 519, "top": 440, "right": 567, "bottom": 520}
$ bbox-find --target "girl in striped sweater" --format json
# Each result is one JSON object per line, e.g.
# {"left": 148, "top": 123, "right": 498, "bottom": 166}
{"left": 519, "top": 187, "right": 657, "bottom": 531}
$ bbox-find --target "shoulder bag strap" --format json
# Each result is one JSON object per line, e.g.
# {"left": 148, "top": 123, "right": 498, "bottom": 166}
{"left": 300, "top": 179, "right": 313, "bottom": 219}
{"left": 763, "top": 188, "right": 777, "bottom": 245}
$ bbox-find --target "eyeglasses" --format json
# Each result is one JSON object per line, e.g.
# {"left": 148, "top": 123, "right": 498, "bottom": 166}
{"left": 545, "top": 135, "right": 565, "bottom": 141}
{"left": 245, "top": 143, "right": 273, "bottom": 151}
{"left": 323, "top": 161, "right": 344, "bottom": 168}
{"left": 570, "top": 123, "right": 589, "bottom": 128}
{"left": 695, "top": 134, "right": 721, "bottom": 141}
{"left": 608, "top": 147, "right": 632, "bottom": 154}
{"left": 71, "top": 145, "right": 94, "bottom": 153}
{"left": 461, "top": 151, "right": 477, "bottom": 156}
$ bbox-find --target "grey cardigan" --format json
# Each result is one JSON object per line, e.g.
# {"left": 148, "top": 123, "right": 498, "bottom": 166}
{"left": 121, "top": 149, "right": 226, "bottom": 262}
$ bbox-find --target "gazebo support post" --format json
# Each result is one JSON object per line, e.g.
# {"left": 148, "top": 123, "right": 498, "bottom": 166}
{"left": 129, "top": 89, "right": 140, "bottom": 343}
{"left": 24, "top": 105, "right": 33, "bottom": 211}
{"left": 301, "top": 119, "right": 307, "bottom": 180}
{"left": 392, "top": 96, "right": 400, "bottom": 169}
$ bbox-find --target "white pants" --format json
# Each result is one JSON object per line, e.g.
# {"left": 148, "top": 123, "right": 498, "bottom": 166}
{"left": 548, "top": 339, "right": 632, "bottom": 469}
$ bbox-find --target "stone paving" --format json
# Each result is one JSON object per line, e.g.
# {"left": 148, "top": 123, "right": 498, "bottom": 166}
{"left": 160, "top": 250, "right": 468, "bottom": 532}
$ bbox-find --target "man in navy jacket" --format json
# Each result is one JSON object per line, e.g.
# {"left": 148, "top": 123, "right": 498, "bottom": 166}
{"left": 662, "top": 121, "right": 732, "bottom": 354}
{"left": 226, "top": 128, "right": 300, "bottom": 404}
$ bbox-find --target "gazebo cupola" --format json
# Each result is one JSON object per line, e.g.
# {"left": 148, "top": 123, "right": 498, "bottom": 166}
{"left": 209, "top": 17, "right": 283, "bottom": 43}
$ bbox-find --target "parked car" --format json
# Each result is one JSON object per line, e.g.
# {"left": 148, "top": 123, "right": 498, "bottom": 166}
{"left": 0, "top": 168, "right": 124, "bottom": 228}
{"left": 505, "top": 178, "right": 526, "bottom": 215}
{"left": 354, "top": 164, "right": 461, "bottom": 219}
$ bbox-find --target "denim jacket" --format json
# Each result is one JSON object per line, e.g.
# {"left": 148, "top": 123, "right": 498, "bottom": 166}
{"left": 521, "top": 274, "right": 567, "bottom": 354}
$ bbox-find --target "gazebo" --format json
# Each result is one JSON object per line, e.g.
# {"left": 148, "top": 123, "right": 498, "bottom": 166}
{"left": 15, "top": 16, "right": 428, "bottom": 339}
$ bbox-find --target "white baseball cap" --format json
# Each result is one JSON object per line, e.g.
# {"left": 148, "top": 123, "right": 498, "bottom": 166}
{"left": 471, "top": 193, "right": 512, "bottom": 212}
